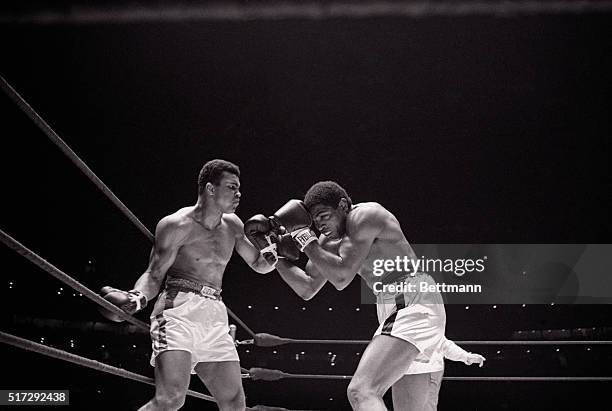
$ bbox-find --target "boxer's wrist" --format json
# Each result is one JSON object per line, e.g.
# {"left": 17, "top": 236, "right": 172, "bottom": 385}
{"left": 260, "top": 243, "right": 279, "bottom": 267}
{"left": 126, "top": 289, "right": 147, "bottom": 312}
{"left": 291, "top": 228, "right": 317, "bottom": 251}
{"left": 275, "top": 258, "right": 295, "bottom": 269}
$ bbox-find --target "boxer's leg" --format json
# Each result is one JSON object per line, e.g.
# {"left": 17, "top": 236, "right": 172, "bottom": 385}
{"left": 196, "top": 360, "right": 245, "bottom": 411}
{"left": 347, "top": 335, "right": 420, "bottom": 411}
{"left": 139, "top": 350, "right": 192, "bottom": 411}
{"left": 392, "top": 372, "right": 442, "bottom": 411}
{"left": 423, "top": 370, "right": 444, "bottom": 411}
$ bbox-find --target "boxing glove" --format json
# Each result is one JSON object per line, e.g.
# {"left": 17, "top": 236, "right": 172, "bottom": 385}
{"left": 98, "top": 286, "right": 147, "bottom": 322}
{"left": 269, "top": 200, "right": 312, "bottom": 234}
{"left": 244, "top": 214, "right": 281, "bottom": 266}
{"left": 276, "top": 233, "right": 301, "bottom": 261}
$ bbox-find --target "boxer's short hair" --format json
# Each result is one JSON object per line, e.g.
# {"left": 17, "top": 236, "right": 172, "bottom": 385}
{"left": 198, "top": 159, "right": 240, "bottom": 194}
{"left": 304, "top": 181, "right": 352, "bottom": 210}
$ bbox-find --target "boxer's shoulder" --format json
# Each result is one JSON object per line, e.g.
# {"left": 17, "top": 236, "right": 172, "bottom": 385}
{"left": 154, "top": 207, "right": 197, "bottom": 241}
{"left": 165, "top": 207, "right": 196, "bottom": 227}
{"left": 222, "top": 213, "right": 244, "bottom": 236}
{"left": 347, "top": 203, "right": 388, "bottom": 230}
{"left": 352, "top": 202, "right": 386, "bottom": 214}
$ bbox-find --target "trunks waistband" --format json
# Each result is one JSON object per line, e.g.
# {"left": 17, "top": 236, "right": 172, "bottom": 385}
{"left": 165, "top": 276, "right": 222, "bottom": 300}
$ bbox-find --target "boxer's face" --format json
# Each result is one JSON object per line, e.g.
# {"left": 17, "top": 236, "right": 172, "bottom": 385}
{"left": 310, "top": 200, "right": 348, "bottom": 239}
{"left": 210, "top": 172, "right": 241, "bottom": 213}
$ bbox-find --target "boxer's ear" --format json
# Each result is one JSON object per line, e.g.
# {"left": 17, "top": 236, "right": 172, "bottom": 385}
{"left": 338, "top": 198, "right": 349, "bottom": 213}
{"left": 206, "top": 182, "right": 215, "bottom": 196}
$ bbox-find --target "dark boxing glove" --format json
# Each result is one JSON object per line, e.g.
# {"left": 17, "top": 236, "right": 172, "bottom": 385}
{"left": 276, "top": 233, "right": 301, "bottom": 261}
{"left": 269, "top": 200, "right": 312, "bottom": 234}
{"left": 244, "top": 214, "right": 281, "bottom": 266}
{"left": 98, "top": 286, "right": 147, "bottom": 322}
{"left": 269, "top": 200, "right": 317, "bottom": 251}
{"left": 244, "top": 214, "right": 275, "bottom": 249}
{"left": 245, "top": 214, "right": 302, "bottom": 265}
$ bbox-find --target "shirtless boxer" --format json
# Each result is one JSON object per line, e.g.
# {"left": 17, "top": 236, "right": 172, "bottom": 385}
{"left": 246, "top": 181, "right": 448, "bottom": 411}
{"left": 99, "top": 159, "right": 274, "bottom": 411}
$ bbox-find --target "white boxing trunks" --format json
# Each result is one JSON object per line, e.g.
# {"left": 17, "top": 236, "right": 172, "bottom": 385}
{"left": 374, "top": 273, "right": 446, "bottom": 364}
{"left": 149, "top": 277, "right": 239, "bottom": 373}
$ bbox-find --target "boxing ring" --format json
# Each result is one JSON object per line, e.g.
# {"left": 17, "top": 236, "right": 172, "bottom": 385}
{"left": 2, "top": 74, "right": 611, "bottom": 410}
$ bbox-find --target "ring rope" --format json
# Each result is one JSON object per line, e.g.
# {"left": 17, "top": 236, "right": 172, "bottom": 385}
{"left": 445, "top": 376, "right": 612, "bottom": 381}
{"left": 0, "top": 75, "right": 255, "bottom": 338}
{"left": 226, "top": 309, "right": 257, "bottom": 339}
{"left": 0, "top": 228, "right": 252, "bottom": 373}
{"left": 242, "top": 333, "right": 612, "bottom": 347}
{"left": 0, "top": 228, "right": 149, "bottom": 330}
{"left": 441, "top": 340, "right": 612, "bottom": 345}
{"left": 0, "top": 75, "right": 153, "bottom": 243}
{"left": 3, "top": 223, "right": 611, "bottom": 387}
{"left": 8, "top": 315, "right": 148, "bottom": 334}
{"left": 246, "top": 367, "right": 612, "bottom": 382}
{"left": 0, "top": 331, "right": 309, "bottom": 410}
{"left": 4, "top": 76, "right": 611, "bottom": 395}
{"left": 0, "top": 330, "right": 215, "bottom": 402}
{"left": 3, "top": 1, "right": 612, "bottom": 23}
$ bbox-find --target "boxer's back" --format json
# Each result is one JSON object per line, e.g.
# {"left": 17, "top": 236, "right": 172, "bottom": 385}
{"left": 351, "top": 203, "right": 417, "bottom": 289}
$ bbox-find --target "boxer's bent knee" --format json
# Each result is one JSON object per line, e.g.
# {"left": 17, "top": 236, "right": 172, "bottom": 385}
{"left": 347, "top": 378, "right": 383, "bottom": 407}
{"left": 152, "top": 392, "right": 186, "bottom": 411}
{"left": 216, "top": 388, "right": 245, "bottom": 410}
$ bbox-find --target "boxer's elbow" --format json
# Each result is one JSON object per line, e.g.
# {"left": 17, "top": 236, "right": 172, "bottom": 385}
{"left": 251, "top": 257, "right": 275, "bottom": 274}
{"left": 331, "top": 277, "right": 351, "bottom": 291}
{"left": 330, "top": 268, "right": 356, "bottom": 290}
{"left": 261, "top": 266, "right": 276, "bottom": 274}
{"left": 300, "top": 288, "right": 318, "bottom": 301}
{"left": 253, "top": 263, "right": 273, "bottom": 274}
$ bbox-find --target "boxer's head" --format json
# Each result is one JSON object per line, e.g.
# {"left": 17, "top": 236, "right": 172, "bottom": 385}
{"left": 198, "top": 159, "right": 241, "bottom": 212}
{"left": 304, "top": 181, "right": 352, "bottom": 239}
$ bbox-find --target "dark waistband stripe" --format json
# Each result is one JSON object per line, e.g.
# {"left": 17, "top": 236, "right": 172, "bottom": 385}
{"left": 164, "top": 276, "right": 222, "bottom": 300}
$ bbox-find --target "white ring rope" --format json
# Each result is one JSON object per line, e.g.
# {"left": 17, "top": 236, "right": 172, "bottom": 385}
{"left": 0, "top": 75, "right": 255, "bottom": 338}
{"left": 0, "top": 75, "right": 153, "bottom": 242}
{"left": 3, "top": 76, "right": 611, "bottom": 409}
{"left": 0, "top": 228, "right": 149, "bottom": 330}
{"left": 0, "top": 228, "right": 253, "bottom": 375}
{"left": 0, "top": 330, "right": 215, "bottom": 402}
{"left": 241, "top": 333, "right": 612, "bottom": 347}
{"left": 247, "top": 367, "right": 612, "bottom": 382}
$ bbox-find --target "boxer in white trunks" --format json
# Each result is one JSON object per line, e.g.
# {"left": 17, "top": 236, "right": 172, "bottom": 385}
{"left": 99, "top": 159, "right": 275, "bottom": 411}
{"left": 245, "top": 181, "right": 450, "bottom": 410}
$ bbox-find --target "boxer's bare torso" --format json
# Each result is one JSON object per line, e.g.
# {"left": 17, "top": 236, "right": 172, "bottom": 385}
{"left": 161, "top": 207, "right": 244, "bottom": 290}
{"left": 134, "top": 171, "right": 271, "bottom": 300}
{"left": 318, "top": 202, "right": 417, "bottom": 289}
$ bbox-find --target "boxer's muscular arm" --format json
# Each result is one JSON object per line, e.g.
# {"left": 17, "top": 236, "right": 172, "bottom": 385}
{"left": 133, "top": 216, "right": 187, "bottom": 300}
{"left": 304, "top": 207, "right": 383, "bottom": 290}
{"left": 276, "top": 259, "right": 327, "bottom": 300}
{"left": 230, "top": 214, "right": 275, "bottom": 274}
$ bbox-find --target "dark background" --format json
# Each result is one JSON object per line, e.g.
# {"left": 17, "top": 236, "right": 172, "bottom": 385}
{"left": 1, "top": 1, "right": 611, "bottom": 409}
